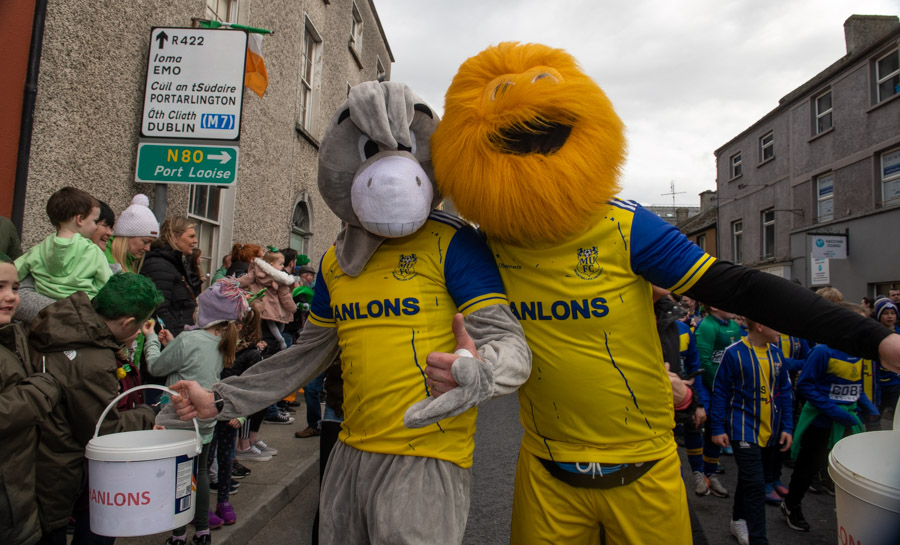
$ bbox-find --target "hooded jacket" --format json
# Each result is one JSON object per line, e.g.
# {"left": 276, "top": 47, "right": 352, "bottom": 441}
{"left": 141, "top": 242, "right": 197, "bottom": 336}
{"left": 0, "top": 322, "right": 60, "bottom": 545}
{"left": 238, "top": 258, "right": 297, "bottom": 323}
{"left": 28, "top": 292, "right": 155, "bottom": 532}
{"left": 14, "top": 233, "right": 111, "bottom": 300}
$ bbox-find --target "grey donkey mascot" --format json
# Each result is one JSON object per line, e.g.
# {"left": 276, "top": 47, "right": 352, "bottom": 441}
{"left": 171, "top": 81, "right": 531, "bottom": 544}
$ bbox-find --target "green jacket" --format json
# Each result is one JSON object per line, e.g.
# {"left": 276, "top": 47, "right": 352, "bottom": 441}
{"left": 28, "top": 293, "right": 155, "bottom": 531}
{"left": 695, "top": 314, "right": 743, "bottom": 391}
{"left": 0, "top": 323, "right": 59, "bottom": 545}
{"left": 14, "top": 233, "right": 111, "bottom": 299}
{"left": 0, "top": 216, "right": 23, "bottom": 260}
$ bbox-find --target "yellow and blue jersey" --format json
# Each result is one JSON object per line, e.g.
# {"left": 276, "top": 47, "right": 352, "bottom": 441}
{"left": 779, "top": 333, "right": 810, "bottom": 373}
{"left": 798, "top": 344, "right": 879, "bottom": 428}
{"left": 709, "top": 338, "right": 794, "bottom": 447}
{"left": 308, "top": 211, "right": 507, "bottom": 468}
{"left": 490, "top": 198, "right": 715, "bottom": 463}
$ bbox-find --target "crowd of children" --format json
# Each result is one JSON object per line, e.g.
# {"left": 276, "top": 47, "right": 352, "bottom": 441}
{"left": 665, "top": 288, "right": 899, "bottom": 545}
{"left": 1, "top": 187, "right": 315, "bottom": 545}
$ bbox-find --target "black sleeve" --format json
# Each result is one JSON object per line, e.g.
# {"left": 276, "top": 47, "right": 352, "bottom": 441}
{"left": 685, "top": 261, "right": 891, "bottom": 361}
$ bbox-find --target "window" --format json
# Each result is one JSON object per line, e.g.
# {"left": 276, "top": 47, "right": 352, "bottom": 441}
{"left": 695, "top": 233, "right": 706, "bottom": 252}
{"left": 188, "top": 185, "right": 222, "bottom": 286}
{"left": 376, "top": 57, "right": 385, "bottom": 82}
{"left": 298, "top": 18, "right": 323, "bottom": 135}
{"left": 882, "top": 147, "right": 900, "bottom": 206}
{"left": 290, "top": 194, "right": 313, "bottom": 255}
{"left": 817, "top": 173, "right": 834, "bottom": 222}
{"left": 759, "top": 132, "right": 774, "bottom": 163}
{"left": 761, "top": 209, "right": 775, "bottom": 260}
{"left": 730, "top": 152, "right": 742, "bottom": 179}
{"left": 732, "top": 220, "right": 743, "bottom": 264}
{"left": 875, "top": 48, "right": 900, "bottom": 103}
{"left": 205, "top": 0, "right": 237, "bottom": 22}
{"left": 815, "top": 90, "right": 832, "bottom": 134}
{"left": 350, "top": 2, "right": 364, "bottom": 54}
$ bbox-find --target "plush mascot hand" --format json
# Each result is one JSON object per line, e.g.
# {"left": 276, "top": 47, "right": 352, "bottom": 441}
{"left": 404, "top": 314, "right": 494, "bottom": 428}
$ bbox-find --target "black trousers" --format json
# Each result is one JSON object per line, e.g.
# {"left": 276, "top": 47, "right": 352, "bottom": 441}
{"left": 785, "top": 424, "right": 832, "bottom": 508}
{"left": 733, "top": 441, "right": 772, "bottom": 545}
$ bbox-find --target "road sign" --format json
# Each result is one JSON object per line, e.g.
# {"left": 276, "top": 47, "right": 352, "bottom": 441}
{"left": 141, "top": 27, "right": 247, "bottom": 140}
{"left": 811, "top": 257, "right": 830, "bottom": 285}
{"left": 136, "top": 141, "right": 239, "bottom": 185}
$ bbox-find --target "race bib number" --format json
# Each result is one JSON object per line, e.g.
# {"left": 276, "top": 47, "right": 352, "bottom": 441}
{"left": 829, "top": 383, "right": 861, "bottom": 402}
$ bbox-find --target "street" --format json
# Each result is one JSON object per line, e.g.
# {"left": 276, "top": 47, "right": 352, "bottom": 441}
{"left": 252, "top": 394, "right": 843, "bottom": 544}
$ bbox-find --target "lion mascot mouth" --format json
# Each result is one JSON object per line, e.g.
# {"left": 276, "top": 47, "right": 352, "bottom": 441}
{"left": 432, "top": 42, "right": 627, "bottom": 246}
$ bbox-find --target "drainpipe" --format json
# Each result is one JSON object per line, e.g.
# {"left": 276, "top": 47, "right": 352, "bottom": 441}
{"left": 12, "top": 0, "right": 48, "bottom": 233}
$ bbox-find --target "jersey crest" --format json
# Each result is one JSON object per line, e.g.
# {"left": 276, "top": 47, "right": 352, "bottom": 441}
{"left": 574, "top": 246, "right": 602, "bottom": 280}
{"left": 393, "top": 253, "right": 418, "bottom": 281}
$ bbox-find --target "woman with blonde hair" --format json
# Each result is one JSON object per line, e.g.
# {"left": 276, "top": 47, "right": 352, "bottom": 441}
{"left": 105, "top": 194, "right": 159, "bottom": 274}
{"left": 140, "top": 215, "right": 198, "bottom": 336}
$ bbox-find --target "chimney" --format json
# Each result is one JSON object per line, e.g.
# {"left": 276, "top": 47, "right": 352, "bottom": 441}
{"left": 699, "top": 190, "right": 717, "bottom": 212}
{"left": 844, "top": 15, "right": 899, "bottom": 56}
{"left": 675, "top": 207, "right": 689, "bottom": 224}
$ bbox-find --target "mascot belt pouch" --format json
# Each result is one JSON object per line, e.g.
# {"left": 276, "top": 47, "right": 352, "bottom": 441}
{"left": 537, "top": 456, "right": 658, "bottom": 489}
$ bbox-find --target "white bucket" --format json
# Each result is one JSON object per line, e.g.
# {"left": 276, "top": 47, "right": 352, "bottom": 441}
{"left": 828, "top": 430, "right": 900, "bottom": 545}
{"left": 85, "top": 385, "right": 202, "bottom": 537}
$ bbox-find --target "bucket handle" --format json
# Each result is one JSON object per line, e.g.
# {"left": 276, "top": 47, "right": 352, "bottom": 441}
{"left": 93, "top": 384, "right": 202, "bottom": 455}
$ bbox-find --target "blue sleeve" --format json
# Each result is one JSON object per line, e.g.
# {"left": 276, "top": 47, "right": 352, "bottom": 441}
{"left": 797, "top": 347, "right": 846, "bottom": 423}
{"left": 308, "top": 255, "right": 334, "bottom": 326}
{"left": 629, "top": 205, "right": 715, "bottom": 293}
{"left": 709, "top": 350, "right": 734, "bottom": 436}
{"left": 859, "top": 392, "right": 879, "bottom": 417}
{"left": 775, "top": 350, "right": 794, "bottom": 434}
{"left": 783, "top": 357, "right": 805, "bottom": 373}
{"left": 798, "top": 338, "right": 811, "bottom": 359}
{"left": 444, "top": 225, "right": 507, "bottom": 314}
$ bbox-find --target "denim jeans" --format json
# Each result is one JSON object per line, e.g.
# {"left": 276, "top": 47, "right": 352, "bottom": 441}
{"left": 304, "top": 372, "right": 326, "bottom": 430}
{"left": 732, "top": 441, "right": 770, "bottom": 544}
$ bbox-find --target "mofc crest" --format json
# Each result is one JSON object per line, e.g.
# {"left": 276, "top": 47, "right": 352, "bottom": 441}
{"left": 393, "top": 253, "right": 418, "bottom": 281}
{"left": 574, "top": 246, "right": 601, "bottom": 280}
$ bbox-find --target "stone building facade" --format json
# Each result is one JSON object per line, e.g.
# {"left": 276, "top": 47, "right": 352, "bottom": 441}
{"left": 714, "top": 15, "right": 900, "bottom": 300}
{"left": 5, "top": 0, "right": 393, "bottom": 277}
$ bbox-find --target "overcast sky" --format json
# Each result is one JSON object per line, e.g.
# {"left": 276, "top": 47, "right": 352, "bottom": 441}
{"left": 375, "top": 0, "right": 899, "bottom": 207}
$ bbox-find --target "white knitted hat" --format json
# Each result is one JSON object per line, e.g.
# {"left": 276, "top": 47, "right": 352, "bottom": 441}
{"left": 114, "top": 194, "right": 160, "bottom": 237}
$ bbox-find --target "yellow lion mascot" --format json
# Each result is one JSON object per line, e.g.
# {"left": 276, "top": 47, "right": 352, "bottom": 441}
{"left": 431, "top": 41, "right": 900, "bottom": 545}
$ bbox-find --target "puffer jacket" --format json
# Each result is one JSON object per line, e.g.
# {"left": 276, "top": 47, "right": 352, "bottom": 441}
{"left": 141, "top": 242, "right": 197, "bottom": 336}
{"left": 0, "top": 322, "right": 59, "bottom": 545}
{"left": 28, "top": 293, "right": 155, "bottom": 532}
{"left": 238, "top": 258, "right": 297, "bottom": 323}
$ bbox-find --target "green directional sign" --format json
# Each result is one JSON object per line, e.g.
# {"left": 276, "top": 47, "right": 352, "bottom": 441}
{"left": 136, "top": 141, "right": 239, "bottom": 185}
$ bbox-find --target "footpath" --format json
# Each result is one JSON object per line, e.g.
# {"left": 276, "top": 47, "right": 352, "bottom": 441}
{"left": 117, "top": 410, "right": 320, "bottom": 545}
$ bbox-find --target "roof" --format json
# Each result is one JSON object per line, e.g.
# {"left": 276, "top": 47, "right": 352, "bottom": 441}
{"left": 676, "top": 205, "right": 717, "bottom": 236}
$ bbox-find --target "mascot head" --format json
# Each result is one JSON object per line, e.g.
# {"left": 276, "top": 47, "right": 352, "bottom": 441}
{"left": 318, "top": 81, "right": 440, "bottom": 275}
{"left": 432, "top": 42, "right": 626, "bottom": 246}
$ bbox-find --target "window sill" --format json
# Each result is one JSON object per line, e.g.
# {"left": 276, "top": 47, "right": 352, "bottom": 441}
{"left": 757, "top": 156, "right": 775, "bottom": 168}
{"left": 348, "top": 40, "right": 363, "bottom": 69}
{"left": 295, "top": 125, "right": 320, "bottom": 148}
{"left": 867, "top": 91, "right": 900, "bottom": 113}
{"left": 808, "top": 127, "right": 834, "bottom": 143}
{"left": 728, "top": 173, "right": 743, "bottom": 182}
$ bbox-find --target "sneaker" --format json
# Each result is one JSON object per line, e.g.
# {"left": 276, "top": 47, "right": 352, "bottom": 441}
{"left": 216, "top": 502, "right": 236, "bottom": 525}
{"left": 263, "top": 412, "right": 294, "bottom": 425}
{"left": 294, "top": 426, "right": 320, "bottom": 438}
{"left": 228, "top": 480, "right": 239, "bottom": 495}
{"left": 208, "top": 510, "right": 225, "bottom": 530}
{"left": 164, "top": 538, "right": 187, "bottom": 545}
{"left": 730, "top": 519, "right": 749, "bottom": 545}
{"left": 773, "top": 480, "right": 789, "bottom": 497}
{"left": 820, "top": 478, "right": 835, "bottom": 496}
{"left": 232, "top": 461, "right": 251, "bottom": 479}
{"left": 691, "top": 471, "right": 710, "bottom": 496}
{"left": 254, "top": 440, "right": 278, "bottom": 455}
{"left": 209, "top": 480, "right": 218, "bottom": 491}
{"left": 234, "top": 445, "right": 272, "bottom": 462}
{"left": 764, "top": 483, "right": 782, "bottom": 504}
{"left": 706, "top": 474, "right": 729, "bottom": 498}
{"left": 781, "top": 501, "right": 810, "bottom": 532}
{"left": 192, "top": 535, "right": 211, "bottom": 545}
{"left": 722, "top": 444, "right": 734, "bottom": 456}
{"left": 717, "top": 461, "right": 726, "bottom": 474}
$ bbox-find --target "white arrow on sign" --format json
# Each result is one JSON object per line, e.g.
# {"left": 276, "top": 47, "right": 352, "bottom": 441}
{"left": 208, "top": 151, "right": 232, "bottom": 165}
